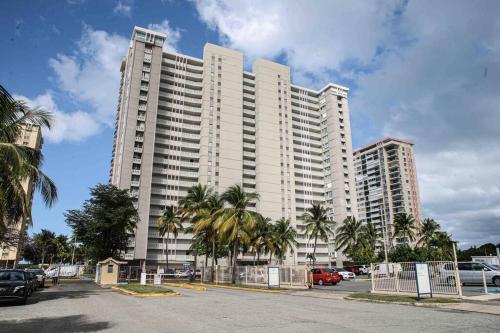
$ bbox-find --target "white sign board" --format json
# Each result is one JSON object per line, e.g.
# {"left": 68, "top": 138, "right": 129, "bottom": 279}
{"left": 140, "top": 272, "right": 147, "bottom": 285}
{"left": 415, "top": 263, "right": 432, "bottom": 297}
{"left": 268, "top": 267, "right": 280, "bottom": 288}
{"left": 154, "top": 274, "right": 161, "bottom": 285}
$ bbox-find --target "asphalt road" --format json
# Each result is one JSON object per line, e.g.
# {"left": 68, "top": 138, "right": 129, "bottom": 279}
{"left": 0, "top": 280, "right": 499, "bottom": 333}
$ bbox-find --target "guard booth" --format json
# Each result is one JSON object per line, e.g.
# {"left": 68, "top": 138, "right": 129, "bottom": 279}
{"left": 97, "top": 258, "right": 128, "bottom": 285}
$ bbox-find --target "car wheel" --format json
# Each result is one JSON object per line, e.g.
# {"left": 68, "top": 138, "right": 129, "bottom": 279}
{"left": 332, "top": 282, "right": 337, "bottom": 286}
{"left": 447, "top": 276, "right": 456, "bottom": 286}
{"left": 493, "top": 277, "right": 500, "bottom": 287}
{"left": 318, "top": 279, "right": 324, "bottom": 286}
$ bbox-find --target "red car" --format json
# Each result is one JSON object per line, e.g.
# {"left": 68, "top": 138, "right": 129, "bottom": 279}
{"left": 310, "top": 268, "right": 341, "bottom": 286}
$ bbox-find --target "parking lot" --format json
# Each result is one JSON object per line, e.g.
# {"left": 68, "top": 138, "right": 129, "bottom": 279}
{"left": 1, "top": 280, "right": 500, "bottom": 333}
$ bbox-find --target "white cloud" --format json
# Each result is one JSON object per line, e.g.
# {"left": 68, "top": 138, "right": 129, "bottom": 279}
{"left": 49, "top": 25, "right": 129, "bottom": 126}
{"left": 113, "top": 0, "right": 133, "bottom": 17}
{"left": 147, "top": 20, "right": 182, "bottom": 52}
{"left": 194, "top": 0, "right": 400, "bottom": 75}
{"left": 14, "top": 92, "right": 100, "bottom": 143}
{"left": 193, "top": 0, "right": 500, "bottom": 247}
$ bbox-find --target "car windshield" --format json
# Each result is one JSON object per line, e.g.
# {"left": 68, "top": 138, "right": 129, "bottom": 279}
{"left": 323, "top": 268, "right": 334, "bottom": 273}
{"left": 483, "top": 264, "right": 499, "bottom": 271}
{"left": 0, "top": 271, "right": 25, "bottom": 281}
{"left": 336, "top": 268, "right": 346, "bottom": 272}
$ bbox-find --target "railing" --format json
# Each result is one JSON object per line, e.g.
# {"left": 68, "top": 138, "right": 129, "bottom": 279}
{"left": 200, "top": 265, "right": 308, "bottom": 288}
{"left": 371, "top": 261, "right": 460, "bottom": 296}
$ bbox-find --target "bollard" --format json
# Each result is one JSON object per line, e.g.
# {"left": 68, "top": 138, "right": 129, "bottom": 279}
{"left": 482, "top": 269, "right": 488, "bottom": 294}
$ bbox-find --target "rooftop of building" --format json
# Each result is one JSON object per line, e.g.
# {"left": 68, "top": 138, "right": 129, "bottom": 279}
{"left": 354, "top": 137, "right": 414, "bottom": 155}
{"left": 133, "top": 26, "right": 349, "bottom": 96}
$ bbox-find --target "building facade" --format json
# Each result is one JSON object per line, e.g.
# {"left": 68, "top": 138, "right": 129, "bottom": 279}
{"left": 0, "top": 124, "right": 42, "bottom": 268}
{"left": 110, "top": 27, "right": 357, "bottom": 269}
{"left": 353, "top": 137, "right": 421, "bottom": 251}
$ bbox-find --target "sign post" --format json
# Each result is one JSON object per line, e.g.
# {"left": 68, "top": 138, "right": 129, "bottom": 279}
{"left": 268, "top": 267, "right": 280, "bottom": 289}
{"left": 415, "top": 263, "right": 432, "bottom": 299}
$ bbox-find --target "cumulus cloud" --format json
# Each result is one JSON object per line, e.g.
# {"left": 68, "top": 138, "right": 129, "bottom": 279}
{"left": 193, "top": 0, "right": 500, "bottom": 247}
{"left": 147, "top": 19, "right": 182, "bottom": 52}
{"left": 13, "top": 92, "right": 100, "bottom": 143}
{"left": 113, "top": 0, "right": 133, "bottom": 17}
{"left": 49, "top": 25, "right": 129, "bottom": 126}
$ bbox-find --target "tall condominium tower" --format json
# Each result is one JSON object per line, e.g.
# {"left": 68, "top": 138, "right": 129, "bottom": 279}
{"left": 0, "top": 124, "right": 42, "bottom": 268}
{"left": 110, "top": 27, "right": 357, "bottom": 269}
{"left": 353, "top": 137, "right": 421, "bottom": 251}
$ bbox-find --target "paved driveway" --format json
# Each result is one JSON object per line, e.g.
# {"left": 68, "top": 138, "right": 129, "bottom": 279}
{"left": 1, "top": 280, "right": 499, "bottom": 333}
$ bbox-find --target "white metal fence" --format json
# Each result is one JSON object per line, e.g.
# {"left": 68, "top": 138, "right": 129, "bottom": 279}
{"left": 371, "top": 261, "right": 461, "bottom": 296}
{"left": 200, "top": 265, "right": 309, "bottom": 287}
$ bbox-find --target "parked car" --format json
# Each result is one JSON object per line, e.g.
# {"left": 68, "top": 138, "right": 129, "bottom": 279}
{"left": 355, "top": 265, "right": 370, "bottom": 275}
{"left": 344, "top": 266, "right": 360, "bottom": 275}
{"left": 368, "top": 263, "right": 401, "bottom": 277}
{"left": 26, "top": 269, "right": 46, "bottom": 288}
{"left": 310, "top": 268, "right": 341, "bottom": 286}
{"left": 441, "top": 262, "right": 500, "bottom": 286}
{"left": 25, "top": 271, "right": 38, "bottom": 294}
{"left": 333, "top": 267, "right": 356, "bottom": 280}
{"left": 0, "top": 270, "right": 31, "bottom": 305}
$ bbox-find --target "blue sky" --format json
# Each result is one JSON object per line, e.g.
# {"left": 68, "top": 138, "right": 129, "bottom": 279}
{"left": 1, "top": 0, "right": 499, "bottom": 248}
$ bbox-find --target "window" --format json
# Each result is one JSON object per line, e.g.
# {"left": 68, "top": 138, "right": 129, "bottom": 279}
{"left": 107, "top": 265, "right": 114, "bottom": 273}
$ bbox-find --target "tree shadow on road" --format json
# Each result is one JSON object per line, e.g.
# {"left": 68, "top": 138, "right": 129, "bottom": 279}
{"left": 0, "top": 314, "right": 112, "bottom": 332}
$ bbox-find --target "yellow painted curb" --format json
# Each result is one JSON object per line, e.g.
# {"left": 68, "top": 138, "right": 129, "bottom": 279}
{"left": 112, "top": 286, "right": 179, "bottom": 297}
{"left": 199, "top": 283, "right": 283, "bottom": 293}
{"left": 161, "top": 282, "right": 207, "bottom": 291}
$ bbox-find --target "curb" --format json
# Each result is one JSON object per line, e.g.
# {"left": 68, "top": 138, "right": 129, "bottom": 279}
{"left": 111, "top": 286, "right": 179, "bottom": 297}
{"left": 162, "top": 282, "right": 207, "bottom": 291}
{"left": 343, "top": 296, "right": 456, "bottom": 308}
{"left": 199, "top": 283, "right": 283, "bottom": 293}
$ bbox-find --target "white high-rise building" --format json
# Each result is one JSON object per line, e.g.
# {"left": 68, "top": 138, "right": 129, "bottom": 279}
{"left": 110, "top": 27, "right": 357, "bottom": 269}
{"left": 354, "top": 137, "right": 422, "bottom": 250}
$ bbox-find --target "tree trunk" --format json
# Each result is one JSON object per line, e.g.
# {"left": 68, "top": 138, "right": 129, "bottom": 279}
{"left": 231, "top": 238, "right": 238, "bottom": 284}
{"left": 269, "top": 252, "right": 272, "bottom": 265}
{"left": 211, "top": 236, "right": 216, "bottom": 283}
{"left": 41, "top": 250, "right": 46, "bottom": 266}
{"left": 257, "top": 251, "right": 260, "bottom": 265}
{"left": 313, "top": 235, "right": 318, "bottom": 267}
{"left": 190, "top": 250, "right": 198, "bottom": 282}
{"left": 165, "top": 231, "right": 170, "bottom": 271}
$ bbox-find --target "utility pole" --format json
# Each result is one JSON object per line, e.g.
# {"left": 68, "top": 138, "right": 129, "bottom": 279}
{"left": 71, "top": 236, "right": 77, "bottom": 265}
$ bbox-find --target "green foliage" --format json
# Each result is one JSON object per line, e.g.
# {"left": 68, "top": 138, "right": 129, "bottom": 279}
{"left": 393, "top": 213, "right": 417, "bottom": 243}
{"left": 0, "top": 84, "right": 57, "bottom": 241}
{"left": 23, "top": 229, "right": 72, "bottom": 264}
{"left": 303, "top": 203, "right": 334, "bottom": 266}
{"left": 65, "top": 183, "right": 138, "bottom": 263}
{"left": 457, "top": 243, "right": 498, "bottom": 261}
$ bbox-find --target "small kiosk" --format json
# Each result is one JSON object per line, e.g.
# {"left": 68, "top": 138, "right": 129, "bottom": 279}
{"left": 97, "top": 258, "right": 127, "bottom": 285}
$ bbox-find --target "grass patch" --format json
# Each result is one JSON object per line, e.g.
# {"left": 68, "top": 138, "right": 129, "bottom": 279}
{"left": 349, "top": 292, "right": 460, "bottom": 304}
{"left": 80, "top": 274, "right": 95, "bottom": 279}
{"left": 120, "top": 284, "right": 173, "bottom": 294}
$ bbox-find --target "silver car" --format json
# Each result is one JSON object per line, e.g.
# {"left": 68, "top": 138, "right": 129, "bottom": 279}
{"left": 441, "top": 262, "right": 500, "bottom": 286}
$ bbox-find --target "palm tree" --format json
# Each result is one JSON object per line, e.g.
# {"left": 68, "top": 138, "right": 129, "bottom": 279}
{"left": 303, "top": 204, "right": 335, "bottom": 267}
{"left": 360, "top": 222, "right": 380, "bottom": 250}
{"left": 179, "top": 184, "right": 212, "bottom": 280}
{"left": 192, "top": 193, "right": 224, "bottom": 282}
{"left": 429, "top": 231, "right": 454, "bottom": 260}
{"left": 393, "top": 213, "right": 417, "bottom": 244}
{"left": 418, "top": 218, "right": 440, "bottom": 247}
{"left": 215, "top": 184, "right": 260, "bottom": 284}
{"left": 32, "top": 229, "right": 56, "bottom": 266}
{"left": 250, "top": 216, "right": 272, "bottom": 265}
{"left": 273, "top": 218, "right": 298, "bottom": 264}
{"left": 157, "top": 205, "right": 183, "bottom": 271}
{"left": 335, "top": 216, "right": 363, "bottom": 255}
{"left": 0, "top": 85, "right": 57, "bottom": 240}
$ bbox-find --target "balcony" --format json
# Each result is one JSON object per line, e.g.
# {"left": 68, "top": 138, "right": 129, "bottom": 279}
{"left": 135, "top": 136, "right": 144, "bottom": 142}
{"left": 133, "top": 147, "right": 143, "bottom": 153}
{"left": 140, "top": 85, "right": 149, "bottom": 91}
{"left": 139, "top": 95, "right": 148, "bottom": 102}
{"left": 136, "top": 126, "right": 145, "bottom": 132}
{"left": 137, "top": 115, "right": 146, "bottom": 121}
{"left": 131, "top": 181, "right": 140, "bottom": 187}
{"left": 131, "top": 169, "right": 141, "bottom": 175}
{"left": 143, "top": 67, "right": 151, "bottom": 73}
{"left": 138, "top": 104, "right": 147, "bottom": 111}
{"left": 133, "top": 158, "right": 142, "bottom": 164}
